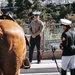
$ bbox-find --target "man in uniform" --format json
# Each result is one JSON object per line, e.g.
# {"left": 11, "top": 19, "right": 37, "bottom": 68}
{"left": 29, "top": 11, "right": 44, "bottom": 64}
{"left": 60, "top": 19, "right": 75, "bottom": 75}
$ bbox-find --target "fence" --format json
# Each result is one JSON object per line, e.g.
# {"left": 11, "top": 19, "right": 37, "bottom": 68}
{"left": 20, "top": 23, "right": 75, "bottom": 51}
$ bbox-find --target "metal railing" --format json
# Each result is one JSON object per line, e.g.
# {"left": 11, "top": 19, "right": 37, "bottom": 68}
{"left": 20, "top": 23, "right": 75, "bottom": 51}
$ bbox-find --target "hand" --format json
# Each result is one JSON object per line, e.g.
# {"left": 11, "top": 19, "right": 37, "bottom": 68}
{"left": 31, "top": 35, "right": 36, "bottom": 38}
{"left": 60, "top": 44, "right": 64, "bottom": 50}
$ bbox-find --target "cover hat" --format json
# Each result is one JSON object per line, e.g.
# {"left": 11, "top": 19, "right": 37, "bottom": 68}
{"left": 60, "top": 19, "right": 72, "bottom": 26}
{"left": 33, "top": 11, "right": 41, "bottom": 16}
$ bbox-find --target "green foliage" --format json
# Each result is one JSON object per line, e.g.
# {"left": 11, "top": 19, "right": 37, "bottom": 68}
{"left": 71, "top": 2, "right": 75, "bottom": 13}
{"left": 14, "top": 0, "right": 32, "bottom": 23}
{"left": 5, "top": 0, "right": 75, "bottom": 24}
{"left": 7, "top": 0, "right": 14, "bottom": 7}
{"left": 65, "top": 14, "right": 75, "bottom": 22}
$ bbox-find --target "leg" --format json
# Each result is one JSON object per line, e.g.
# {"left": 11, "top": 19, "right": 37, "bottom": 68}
{"left": 61, "top": 68, "right": 66, "bottom": 75}
{"left": 69, "top": 55, "right": 75, "bottom": 75}
{"left": 37, "top": 49, "right": 40, "bottom": 63}
{"left": 61, "top": 56, "right": 71, "bottom": 75}
{"left": 0, "top": 69, "right": 2, "bottom": 75}
{"left": 35, "top": 35, "right": 41, "bottom": 63}
{"left": 29, "top": 37, "right": 35, "bottom": 62}
{"left": 2, "top": 67, "right": 20, "bottom": 75}
{"left": 70, "top": 68, "right": 75, "bottom": 75}
{"left": 0, "top": 62, "right": 20, "bottom": 75}
{"left": 4, "top": 70, "right": 20, "bottom": 75}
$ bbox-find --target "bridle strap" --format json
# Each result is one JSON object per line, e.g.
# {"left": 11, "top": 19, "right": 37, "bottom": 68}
{"left": 51, "top": 46, "right": 61, "bottom": 74}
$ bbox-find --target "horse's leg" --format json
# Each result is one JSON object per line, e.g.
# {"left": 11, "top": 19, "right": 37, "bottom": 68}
{"left": 16, "top": 69, "right": 20, "bottom": 75}
{"left": 0, "top": 69, "right": 2, "bottom": 75}
{"left": 3, "top": 69, "right": 20, "bottom": 75}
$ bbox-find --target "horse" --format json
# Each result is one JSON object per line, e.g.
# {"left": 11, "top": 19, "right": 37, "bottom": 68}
{"left": 0, "top": 19, "right": 30, "bottom": 75}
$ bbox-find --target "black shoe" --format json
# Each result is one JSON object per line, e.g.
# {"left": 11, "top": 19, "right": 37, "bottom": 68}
{"left": 29, "top": 60, "right": 32, "bottom": 63}
{"left": 61, "top": 69, "right": 66, "bottom": 75}
{"left": 70, "top": 68, "right": 75, "bottom": 75}
{"left": 37, "top": 61, "right": 41, "bottom": 64}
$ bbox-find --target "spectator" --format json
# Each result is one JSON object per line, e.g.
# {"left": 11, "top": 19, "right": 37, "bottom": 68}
{"left": 29, "top": 11, "right": 44, "bottom": 64}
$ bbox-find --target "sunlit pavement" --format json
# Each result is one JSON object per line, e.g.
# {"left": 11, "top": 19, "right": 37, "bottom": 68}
{"left": 20, "top": 59, "right": 71, "bottom": 75}
{"left": 20, "top": 72, "right": 70, "bottom": 75}
{"left": 20, "top": 72, "right": 60, "bottom": 75}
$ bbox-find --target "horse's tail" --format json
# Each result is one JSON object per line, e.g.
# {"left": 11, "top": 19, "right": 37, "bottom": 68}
{"left": 25, "top": 35, "right": 30, "bottom": 46}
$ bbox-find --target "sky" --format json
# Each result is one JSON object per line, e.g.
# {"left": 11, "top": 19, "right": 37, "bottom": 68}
{"left": 0, "top": 0, "right": 8, "bottom": 7}
{"left": 0, "top": 0, "right": 75, "bottom": 7}
{"left": 0, "top": 0, "right": 5, "bottom": 2}
{"left": 28, "top": 0, "right": 75, "bottom": 6}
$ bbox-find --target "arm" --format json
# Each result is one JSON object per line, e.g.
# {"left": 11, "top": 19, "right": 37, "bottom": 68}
{"left": 34, "top": 22, "right": 44, "bottom": 36}
{"left": 29, "top": 22, "right": 33, "bottom": 35}
{"left": 29, "top": 22, "right": 37, "bottom": 38}
{"left": 60, "top": 33, "right": 68, "bottom": 50}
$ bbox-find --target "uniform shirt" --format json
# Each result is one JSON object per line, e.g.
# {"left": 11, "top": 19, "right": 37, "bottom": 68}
{"left": 29, "top": 19, "right": 44, "bottom": 36}
{"left": 61, "top": 30, "right": 75, "bottom": 56}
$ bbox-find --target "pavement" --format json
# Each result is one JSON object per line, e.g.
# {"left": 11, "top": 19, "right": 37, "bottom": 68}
{"left": 20, "top": 59, "right": 71, "bottom": 75}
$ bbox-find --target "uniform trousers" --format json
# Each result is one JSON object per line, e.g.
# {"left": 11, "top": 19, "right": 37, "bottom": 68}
{"left": 29, "top": 35, "right": 41, "bottom": 63}
{"left": 62, "top": 55, "right": 75, "bottom": 70}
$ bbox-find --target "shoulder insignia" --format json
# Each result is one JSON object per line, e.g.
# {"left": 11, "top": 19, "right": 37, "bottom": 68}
{"left": 62, "top": 37, "right": 66, "bottom": 42}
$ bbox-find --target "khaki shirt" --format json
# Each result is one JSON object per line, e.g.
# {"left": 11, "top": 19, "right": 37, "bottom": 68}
{"left": 29, "top": 19, "right": 44, "bottom": 36}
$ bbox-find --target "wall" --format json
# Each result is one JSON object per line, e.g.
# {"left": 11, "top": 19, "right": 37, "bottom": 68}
{"left": 26, "top": 50, "right": 62, "bottom": 59}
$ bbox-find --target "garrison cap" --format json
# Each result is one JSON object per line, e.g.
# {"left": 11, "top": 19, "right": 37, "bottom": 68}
{"left": 33, "top": 11, "right": 41, "bottom": 16}
{"left": 60, "top": 19, "right": 72, "bottom": 26}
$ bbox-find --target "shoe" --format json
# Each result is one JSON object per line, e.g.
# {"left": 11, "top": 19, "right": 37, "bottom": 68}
{"left": 37, "top": 61, "right": 41, "bottom": 64}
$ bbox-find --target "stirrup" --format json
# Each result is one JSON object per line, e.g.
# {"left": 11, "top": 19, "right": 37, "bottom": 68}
{"left": 21, "top": 57, "right": 31, "bottom": 69}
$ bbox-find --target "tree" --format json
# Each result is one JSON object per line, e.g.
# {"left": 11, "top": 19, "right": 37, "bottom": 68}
{"left": 7, "top": 0, "right": 14, "bottom": 7}
{"left": 71, "top": 2, "right": 75, "bottom": 13}
{"left": 15, "top": 0, "right": 32, "bottom": 23}
{"left": 3, "top": 0, "right": 75, "bottom": 24}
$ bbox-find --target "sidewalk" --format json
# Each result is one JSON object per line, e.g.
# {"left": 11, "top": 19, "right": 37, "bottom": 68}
{"left": 20, "top": 59, "right": 72, "bottom": 75}
{"left": 21, "top": 59, "right": 61, "bottom": 73}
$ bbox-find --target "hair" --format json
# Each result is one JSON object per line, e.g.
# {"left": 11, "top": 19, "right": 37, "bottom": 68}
{"left": 65, "top": 25, "right": 71, "bottom": 29}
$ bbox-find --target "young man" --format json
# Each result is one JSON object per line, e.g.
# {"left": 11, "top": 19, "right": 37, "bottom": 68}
{"left": 29, "top": 11, "right": 44, "bottom": 64}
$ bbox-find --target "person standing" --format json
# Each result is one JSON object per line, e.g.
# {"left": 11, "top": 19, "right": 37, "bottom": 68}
{"left": 29, "top": 11, "right": 44, "bottom": 64}
{"left": 60, "top": 19, "right": 75, "bottom": 75}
